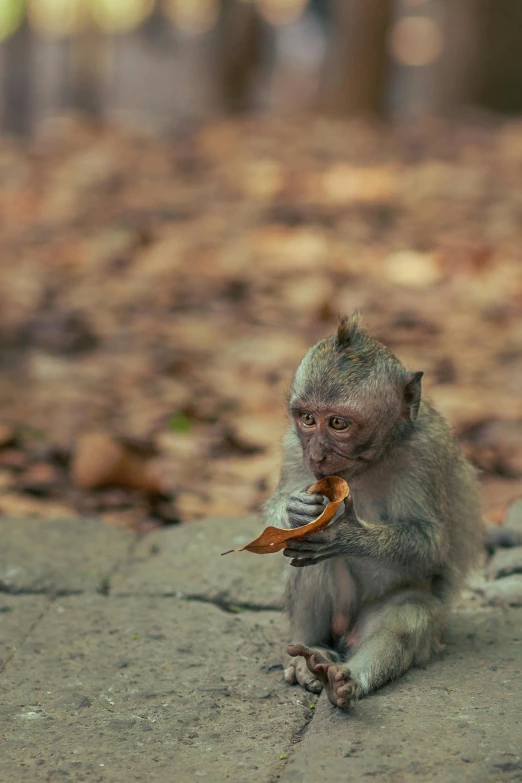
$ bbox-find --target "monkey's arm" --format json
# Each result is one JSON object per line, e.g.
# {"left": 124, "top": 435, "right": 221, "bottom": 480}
{"left": 264, "top": 426, "right": 319, "bottom": 529}
{"left": 283, "top": 504, "right": 445, "bottom": 572}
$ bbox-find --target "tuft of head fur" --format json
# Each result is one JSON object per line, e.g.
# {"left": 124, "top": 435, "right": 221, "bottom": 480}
{"left": 336, "top": 312, "right": 366, "bottom": 349}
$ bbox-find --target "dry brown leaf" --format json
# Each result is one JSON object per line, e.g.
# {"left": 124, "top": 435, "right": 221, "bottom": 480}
{"left": 71, "top": 432, "right": 165, "bottom": 494}
{"left": 384, "top": 251, "right": 443, "bottom": 288}
{"left": 321, "top": 164, "right": 398, "bottom": 205}
{"left": 0, "top": 424, "right": 16, "bottom": 448}
{"left": 221, "top": 476, "right": 349, "bottom": 556}
{"left": 481, "top": 477, "right": 522, "bottom": 524}
{"left": 18, "top": 463, "right": 60, "bottom": 495}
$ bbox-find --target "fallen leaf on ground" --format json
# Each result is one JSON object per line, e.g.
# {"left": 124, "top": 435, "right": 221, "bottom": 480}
{"left": 0, "top": 448, "right": 28, "bottom": 470}
{"left": 221, "top": 476, "right": 349, "bottom": 556}
{"left": 0, "top": 424, "right": 16, "bottom": 448}
{"left": 18, "top": 463, "right": 60, "bottom": 495}
{"left": 71, "top": 432, "right": 165, "bottom": 494}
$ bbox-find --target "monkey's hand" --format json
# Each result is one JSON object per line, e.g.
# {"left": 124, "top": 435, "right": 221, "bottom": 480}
{"left": 286, "top": 490, "right": 326, "bottom": 529}
{"left": 283, "top": 501, "right": 357, "bottom": 565}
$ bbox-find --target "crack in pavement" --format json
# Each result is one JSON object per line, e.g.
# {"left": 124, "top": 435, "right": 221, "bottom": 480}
{"left": 0, "top": 599, "right": 53, "bottom": 674}
{"left": 0, "top": 582, "right": 82, "bottom": 596}
{"left": 96, "top": 535, "right": 140, "bottom": 596}
{"left": 268, "top": 701, "right": 318, "bottom": 783}
{"left": 0, "top": 583, "right": 281, "bottom": 615}
{"left": 112, "top": 591, "right": 282, "bottom": 613}
{"left": 155, "top": 591, "right": 281, "bottom": 613}
{"left": 91, "top": 535, "right": 141, "bottom": 596}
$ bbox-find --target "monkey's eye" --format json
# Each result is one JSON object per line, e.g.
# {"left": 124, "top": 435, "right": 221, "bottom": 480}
{"left": 330, "top": 417, "right": 350, "bottom": 431}
{"left": 300, "top": 412, "right": 316, "bottom": 427}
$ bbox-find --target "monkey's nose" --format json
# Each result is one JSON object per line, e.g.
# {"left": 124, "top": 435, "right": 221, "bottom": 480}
{"left": 309, "top": 457, "right": 326, "bottom": 472}
{"left": 309, "top": 445, "right": 326, "bottom": 463}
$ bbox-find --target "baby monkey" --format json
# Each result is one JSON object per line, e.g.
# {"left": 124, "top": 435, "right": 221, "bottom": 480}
{"left": 264, "top": 314, "right": 482, "bottom": 710}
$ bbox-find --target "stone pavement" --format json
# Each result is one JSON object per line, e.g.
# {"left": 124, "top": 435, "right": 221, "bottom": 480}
{"left": 1, "top": 515, "right": 521, "bottom": 783}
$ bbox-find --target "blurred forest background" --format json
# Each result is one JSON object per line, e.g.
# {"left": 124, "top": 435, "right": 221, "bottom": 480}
{"left": 0, "top": 0, "right": 521, "bottom": 532}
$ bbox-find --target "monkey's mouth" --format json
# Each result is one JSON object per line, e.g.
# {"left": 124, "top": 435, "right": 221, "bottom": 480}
{"left": 312, "top": 469, "right": 334, "bottom": 479}
{"left": 310, "top": 463, "right": 353, "bottom": 478}
{"left": 309, "top": 457, "right": 365, "bottom": 479}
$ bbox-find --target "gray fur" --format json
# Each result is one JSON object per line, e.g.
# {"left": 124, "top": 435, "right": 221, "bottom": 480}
{"left": 264, "top": 315, "right": 483, "bottom": 703}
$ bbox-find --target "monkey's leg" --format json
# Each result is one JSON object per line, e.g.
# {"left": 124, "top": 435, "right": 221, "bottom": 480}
{"left": 284, "top": 561, "right": 346, "bottom": 694}
{"left": 346, "top": 590, "right": 445, "bottom": 697}
{"left": 292, "top": 590, "right": 446, "bottom": 709}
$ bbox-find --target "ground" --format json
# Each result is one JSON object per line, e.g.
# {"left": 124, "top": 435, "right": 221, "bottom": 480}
{"left": 1, "top": 513, "right": 521, "bottom": 783}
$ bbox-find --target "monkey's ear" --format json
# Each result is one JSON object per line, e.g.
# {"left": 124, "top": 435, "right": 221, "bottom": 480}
{"left": 403, "top": 371, "right": 423, "bottom": 420}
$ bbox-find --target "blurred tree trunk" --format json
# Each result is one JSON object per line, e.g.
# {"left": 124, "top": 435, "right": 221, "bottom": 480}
{"left": 216, "top": 0, "right": 263, "bottom": 112}
{"left": 140, "top": 0, "right": 171, "bottom": 47}
{"left": 2, "top": 18, "right": 33, "bottom": 136}
{"left": 474, "top": 0, "right": 522, "bottom": 113}
{"left": 64, "top": 26, "right": 108, "bottom": 118}
{"left": 321, "top": 0, "right": 394, "bottom": 115}
{"left": 429, "top": 0, "right": 480, "bottom": 114}
{"left": 390, "top": 0, "right": 480, "bottom": 118}
{"left": 142, "top": 0, "right": 164, "bottom": 36}
{"left": 428, "top": 0, "right": 522, "bottom": 115}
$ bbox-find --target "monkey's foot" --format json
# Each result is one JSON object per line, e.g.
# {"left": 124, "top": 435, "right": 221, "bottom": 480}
{"left": 284, "top": 649, "right": 324, "bottom": 694}
{"left": 287, "top": 644, "right": 358, "bottom": 710}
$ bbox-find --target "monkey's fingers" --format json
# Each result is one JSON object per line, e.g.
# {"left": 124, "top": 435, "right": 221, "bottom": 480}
{"left": 286, "top": 534, "right": 328, "bottom": 547}
{"left": 283, "top": 542, "right": 328, "bottom": 563}
{"left": 300, "top": 493, "right": 325, "bottom": 505}
{"left": 283, "top": 546, "right": 321, "bottom": 557}
{"left": 288, "top": 512, "right": 324, "bottom": 529}
{"left": 288, "top": 555, "right": 329, "bottom": 567}
{"left": 283, "top": 548, "right": 321, "bottom": 562}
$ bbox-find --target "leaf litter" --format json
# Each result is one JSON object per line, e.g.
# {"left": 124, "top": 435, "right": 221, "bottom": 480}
{"left": 0, "top": 116, "right": 520, "bottom": 529}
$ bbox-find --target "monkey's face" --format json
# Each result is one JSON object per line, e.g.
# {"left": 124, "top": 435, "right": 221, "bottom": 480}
{"left": 291, "top": 404, "right": 386, "bottom": 479}
{"left": 289, "top": 331, "right": 423, "bottom": 478}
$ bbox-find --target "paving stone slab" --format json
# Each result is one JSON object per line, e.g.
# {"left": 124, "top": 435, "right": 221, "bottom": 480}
{"left": 0, "top": 594, "right": 310, "bottom": 783}
{"left": 280, "top": 606, "right": 522, "bottom": 783}
{"left": 487, "top": 547, "right": 522, "bottom": 579}
{"left": 479, "top": 574, "right": 522, "bottom": 607}
{"left": 112, "top": 515, "right": 286, "bottom": 608}
{"left": 0, "top": 516, "right": 135, "bottom": 594}
{"left": 4, "top": 514, "right": 522, "bottom": 783}
{"left": 0, "top": 596, "right": 49, "bottom": 670}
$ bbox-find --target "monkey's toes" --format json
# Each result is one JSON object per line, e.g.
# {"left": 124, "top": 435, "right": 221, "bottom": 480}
{"left": 326, "top": 665, "right": 357, "bottom": 710}
{"left": 303, "top": 677, "right": 323, "bottom": 694}
{"left": 287, "top": 643, "right": 309, "bottom": 658}
{"left": 283, "top": 661, "right": 297, "bottom": 685}
{"left": 287, "top": 644, "right": 334, "bottom": 690}
{"left": 287, "top": 644, "right": 332, "bottom": 668}
{"left": 285, "top": 652, "right": 324, "bottom": 693}
{"left": 295, "top": 659, "right": 323, "bottom": 693}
